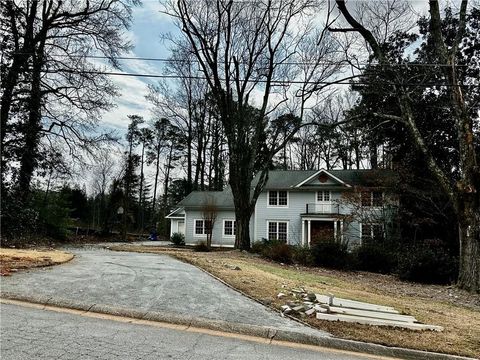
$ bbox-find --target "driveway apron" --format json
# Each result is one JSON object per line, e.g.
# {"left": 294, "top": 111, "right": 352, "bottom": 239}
{"left": 0, "top": 246, "right": 329, "bottom": 337}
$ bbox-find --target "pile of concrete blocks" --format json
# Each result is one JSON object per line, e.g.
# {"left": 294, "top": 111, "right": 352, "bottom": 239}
{"left": 278, "top": 290, "right": 443, "bottom": 331}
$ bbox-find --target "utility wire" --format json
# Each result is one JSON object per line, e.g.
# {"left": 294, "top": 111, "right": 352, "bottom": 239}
{"left": 15, "top": 52, "right": 475, "bottom": 68}
{"left": 46, "top": 69, "right": 480, "bottom": 87}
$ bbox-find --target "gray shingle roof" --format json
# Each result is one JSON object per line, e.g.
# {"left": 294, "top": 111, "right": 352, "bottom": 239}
{"left": 255, "top": 169, "right": 397, "bottom": 189}
{"left": 177, "top": 188, "right": 234, "bottom": 209}
{"left": 177, "top": 169, "right": 396, "bottom": 208}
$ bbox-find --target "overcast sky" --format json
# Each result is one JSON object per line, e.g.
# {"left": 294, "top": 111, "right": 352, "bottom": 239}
{"left": 100, "top": 1, "right": 176, "bottom": 131}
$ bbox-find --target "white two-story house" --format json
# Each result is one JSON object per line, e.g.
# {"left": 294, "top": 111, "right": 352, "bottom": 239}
{"left": 166, "top": 169, "right": 397, "bottom": 248}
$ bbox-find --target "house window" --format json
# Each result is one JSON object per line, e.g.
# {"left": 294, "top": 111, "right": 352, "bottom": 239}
{"left": 223, "top": 220, "right": 236, "bottom": 236}
{"left": 361, "top": 224, "right": 371, "bottom": 244}
{"left": 194, "top": 219, "right": 212, "bottom": 235}
{"left": 361, "top": 191, "right": 384, "bottom": 207}
{"left": 361, "top": 223, "right": 384, "bottom": 244}
{"left": 268, "top": 221, "right": 288, "bottom": 241}
{"left": 317, "top": 191, "right": 330, "bottom": 202}
{"left": 372, "top": 224, "right": 385, "bottom": 242}
{"left": 268, "top": 191, "right": 288, "bottom": 206}
{"left": 372, "top": 191, "right": 383, "bottom": 206}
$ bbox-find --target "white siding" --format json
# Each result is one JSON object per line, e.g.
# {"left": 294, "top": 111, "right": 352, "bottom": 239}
{"left": 254, "top": 191, "right": 312, "bottom": 245}
{"left": 254, "top": 190, "right": 361, "bottom": 247}
{"left": 343, "top": 221, "right": 361, "bottom": 247}
{"left": 182, "top": 190, "right": 369, "bottom": 249}
{"left": 184, "top": 210, "right": 236, "bottom": 247}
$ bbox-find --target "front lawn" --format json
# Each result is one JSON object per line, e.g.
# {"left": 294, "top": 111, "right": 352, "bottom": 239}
{"left": 109, "top": 245, "right": 479, "bottom": 358}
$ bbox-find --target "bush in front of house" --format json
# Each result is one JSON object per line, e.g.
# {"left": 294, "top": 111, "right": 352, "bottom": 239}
{"left": 292, "top": 244, "right": 314, "bottom": 266}
{"left": 250, "top": 240, "right": 266, "bottom": 254}
{"left": 194, "top": 241, "right": 210, "bottom": 252}
{"left": 170, "top": 232, "right": 185, "bottom": 246}
{"left": 396, "top": 239, "right": 458, "bottom": 284}
{"left": 260, "top": 239, "right": 293, "bottom": 264}
{"left": 352, "top": 243, "right": 397, "bottom": 274}
{"left": 310, "top": 242, "right": 352, "bottom": 270}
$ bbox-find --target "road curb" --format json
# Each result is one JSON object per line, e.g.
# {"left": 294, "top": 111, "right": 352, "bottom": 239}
{"left": 0, "top": 293, "right": 473, "bottom": 360}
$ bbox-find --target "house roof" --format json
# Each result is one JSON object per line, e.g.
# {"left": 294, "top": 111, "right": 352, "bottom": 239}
{"left": 165, "top": 208, "right": 186, "bottom": 219}
{"left": 177, "top": 188, "right": 235, "bottom": 209}
{"left": 255, "top": 169, "right": 397, "bottom": 189}
{"left": 174, "top": 169, "right": 396, "bottom": 209}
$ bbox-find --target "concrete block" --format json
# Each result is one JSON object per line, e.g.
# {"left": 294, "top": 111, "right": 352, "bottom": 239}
{"left": 316, "top": 313, "right": 443, "bottom": 331}
{"left": 305, "top": 308, "right": 316, "bottom": 316}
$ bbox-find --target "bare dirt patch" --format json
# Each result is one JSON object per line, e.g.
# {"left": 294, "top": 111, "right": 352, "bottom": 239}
{"left": 109, "top": 244, "right": 480, "bottom": 358}
{"left": 0, "top": 248, "right": 74, "bottom": 276}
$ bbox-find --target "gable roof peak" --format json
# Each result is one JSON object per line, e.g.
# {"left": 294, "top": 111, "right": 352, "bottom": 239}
{"left": 294, "top": 169, "right": 351, "bottom": 188}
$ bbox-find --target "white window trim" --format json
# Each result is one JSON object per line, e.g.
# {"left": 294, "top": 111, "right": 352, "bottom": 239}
{"left": 267, "top": 190, "right": 289, "bottom": 208}
{"left": 193, "top": 219, "right": 207, "bottom": 237}
{"left": 360, "top": 222, "right": 384, "bottom": 245}
{"left": 316, "top": 190, "right": 331, "bottom": 203}
{"left": 266, "top": 220, "right": 289, "bottom": 241}
{"left": 222, "top": 219, "right": 236, "bottom": 238}
{"left": 361, "top": 191, "right": 384, "bottom": 208}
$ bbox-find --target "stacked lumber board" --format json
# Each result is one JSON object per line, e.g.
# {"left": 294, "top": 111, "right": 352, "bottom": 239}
{"left": 280, "top": 291, "right": 443, "bottom": 331}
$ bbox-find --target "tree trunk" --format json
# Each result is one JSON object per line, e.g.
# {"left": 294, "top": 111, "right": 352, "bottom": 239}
{"left": 163, "top": 144, "right": 173, "bottom": 206}
{"left": 230, "top": 161, "right": 257, "bottom": 250}
{"left": 123, "top": 141, "right": 134, "bottom": 241}
{"left": 139, "top": 142, "right": 145, "bottom": 233}
{"left": 17, "top": 46, "right": 44, "bottom": 200}
{"left": 458, "top": 210, "right": 480, "bottom": 292}
{"left": 234, "top": 206, "right": 252, "bottom": 250}
{"left": 186, "top": 123, "right": 193, "bottom": 193}
{"left": 152, "top": 144, "right": 161, "bottom": 214}
{"left": 1, "top": 0, "right": 37, "bottom": 149}
{"left": 1, "top": 58, "right": 21, "bottom": 151}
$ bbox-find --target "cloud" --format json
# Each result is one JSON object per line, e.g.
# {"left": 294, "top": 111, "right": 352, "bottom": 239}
{"left": 97, "top": 1, "right": 178, "bottom": 132}
{"left": 101, "top": 73, "right": 152, "bottom": 129}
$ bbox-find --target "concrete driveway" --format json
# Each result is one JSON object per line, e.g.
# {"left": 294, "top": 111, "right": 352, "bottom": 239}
{"left": 0, "top": 246, "right": 328, "bottom": 338}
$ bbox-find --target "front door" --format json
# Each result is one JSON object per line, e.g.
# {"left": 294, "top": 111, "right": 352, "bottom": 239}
{"left": 310, "top": 221, "right": 334, "bottom": 245}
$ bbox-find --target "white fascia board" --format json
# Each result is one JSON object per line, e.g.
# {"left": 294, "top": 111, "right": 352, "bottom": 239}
{"left": 294, "top": 169, "right": 351, "bottom": 188}
{"left": 165, "top": 208, "right": 185, "bottom": 219}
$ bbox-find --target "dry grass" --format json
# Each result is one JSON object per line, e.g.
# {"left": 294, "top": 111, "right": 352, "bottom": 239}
{"left": 0, "top": 248, "right": 74, "bottom": 275}
{"left": 109, "top": 245, "right": 480, "bottom": 358}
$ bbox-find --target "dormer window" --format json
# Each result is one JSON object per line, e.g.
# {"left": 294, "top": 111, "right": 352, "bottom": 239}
{"left": 268, "top": 190, "right": 288, "bottom": 206}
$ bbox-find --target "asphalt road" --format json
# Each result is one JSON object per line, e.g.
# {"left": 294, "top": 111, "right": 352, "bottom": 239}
{"left": 0, "top": 302, "right": 386, "bottom": 360}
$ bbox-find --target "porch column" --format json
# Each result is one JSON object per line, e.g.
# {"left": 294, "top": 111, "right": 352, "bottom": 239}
{"left": 301, "top": 219, "right": 305, "bottom": 246}
{"left": 334, "top": 221, "right": 338, "bottom": 242}
{"left": 307, "top": 220, "right": 311, "bottom": 247}
{"left": 340, "top": 221, "right": 344, "bottom": 243}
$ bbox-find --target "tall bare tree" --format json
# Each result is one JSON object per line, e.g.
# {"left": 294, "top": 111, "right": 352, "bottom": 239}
{"left": 166, "top": 0, "right": 326, "bottom": 249}
{"left": 332, "top": 0, "right": 479, "bottom": 292}
{"left": 148, "top": 118, "right": 169, "bottom": 214}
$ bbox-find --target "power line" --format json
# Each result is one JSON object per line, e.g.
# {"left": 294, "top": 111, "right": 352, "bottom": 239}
{"left": 46, "top": 68, "right": 480, "bottom": 87}
{"left": 15, "top": 52, "right": 474, "bottom": 68}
